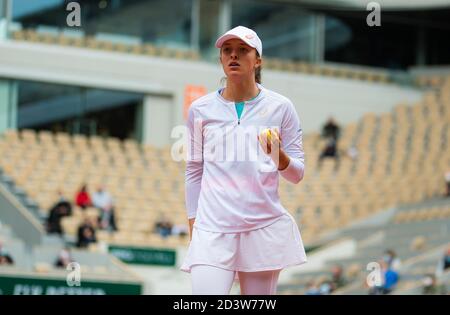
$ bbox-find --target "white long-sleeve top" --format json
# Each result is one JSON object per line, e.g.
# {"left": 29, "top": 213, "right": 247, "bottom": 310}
{"left": 185, "top": 83, "right": 305, "bottom": 233}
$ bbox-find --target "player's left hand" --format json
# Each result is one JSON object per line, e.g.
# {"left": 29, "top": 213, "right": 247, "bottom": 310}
{"left": 258, "top": 128, "right": 281, "bottom": 155}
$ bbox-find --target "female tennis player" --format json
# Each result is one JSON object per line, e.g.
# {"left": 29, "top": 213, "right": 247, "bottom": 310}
{"left": 180, "top": 26, "right": 307, "bottom": 295}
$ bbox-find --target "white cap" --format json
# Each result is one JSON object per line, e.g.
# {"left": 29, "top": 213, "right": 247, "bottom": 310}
{"left": 215, "top": 26, "right": 262, "bottom": 56}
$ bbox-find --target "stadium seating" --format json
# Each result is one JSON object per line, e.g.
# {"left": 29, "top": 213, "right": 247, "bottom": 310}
{"left": 277, "top": 198, "right": 450, "bottom": 295}
{"left": 9, "top": 29, "right": 390, "bottom": 84}
{"left": 0, "top": 75, "right": 449, "bottom": 251}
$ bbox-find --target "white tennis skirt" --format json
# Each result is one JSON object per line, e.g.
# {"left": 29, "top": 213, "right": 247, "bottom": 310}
{"left": 180, "top": 212, "right": 307, "bottom": 277}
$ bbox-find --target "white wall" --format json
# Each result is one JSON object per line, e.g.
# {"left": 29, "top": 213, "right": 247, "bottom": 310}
{"left": 0, "top": 40, "right": 423, "bottom": 144}
{"left": 142, "top": 95, "right": 174, "bottom": 147}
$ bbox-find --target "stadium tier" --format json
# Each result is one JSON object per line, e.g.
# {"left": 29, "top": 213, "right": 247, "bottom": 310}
{"left": 278, "top": 198, "right": 450, "bottom": 295}
{"left": 9, "top": 28, "right": 391, "bottom": 84}
{"left": 0, "top": 75, "right": 449, "bottom": 251}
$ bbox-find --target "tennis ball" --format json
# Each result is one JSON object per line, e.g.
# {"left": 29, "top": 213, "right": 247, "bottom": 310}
{"left": 262, "top": 128, "right": 279, "bottom": 142}
{"left": 261, "top": 128, "right": 272, "bottom": 142}
{"left": 265, "top": 129, "right": 272, "bottom": 142}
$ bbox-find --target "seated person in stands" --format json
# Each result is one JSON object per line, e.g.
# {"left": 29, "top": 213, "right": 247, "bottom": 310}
{"left": 346, "top": 146, "right": 359, "bottom": 161}
{"left": 368, "top": 259, "right": 399, "bottom": 295}
{"left": 383, "top": 249, "right": 402, "bottom": 272}
{"left": 46, "top": 200, "right": 72, "bottom": 236}
{"left": 0, "top": 241, "right": 14, "bottom": 266}
{"left": 76, "top": 218, "right": 97, "bottom": 248}
{"left": 445, "top": 171, "right": 450, "bottom": 197}
{"left": 317, "top": 117, "right": 341, "bottom": 170}
{"left": 54, "top": 247, "right": 73, "bottom": 268}
{"left": 154, "top": 215, "right": 173, "bottom": 238}
{"left": 305, "top": 281, "right": 321, "bottom": 295}
{"left": 0, "top": 254, "right": 14, "bottom": 265}
{"left": 444, "top": 247, "right": 450, "bottom": 270}
{"left": 171, "top": 224, "right": 188, "bottom": 238}
{"left": 75, "top": 184, "right": 92, "bottom": 210}
{"left": 331, "top": 265, "right": 347, "bottom": 289}
{"left": 317, "top": 136, "right": 340, "bottom": 170}
{"left": 92, "top": 186, "right": 118, "bottom": 232}
{"left": 318, "top": 280, "right": 333, "bottom": 295}
{"left": 54, "top": 191, "right": 73, "bottom": 216}
{"left": 321, "top": 116, "right": 341, "bottom": 141}
{"left": 98, "top": 203, "right": 118, "bottom": 232}
{"left": 421, "top": 274, "right": 447, "bottom": 295}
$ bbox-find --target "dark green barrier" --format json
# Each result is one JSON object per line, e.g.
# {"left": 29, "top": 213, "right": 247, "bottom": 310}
{"left": 108, "top": 245, "right": 176, "bottom": 266}
{"left": 0, "top": 274, "right": 142, "bottom": 295}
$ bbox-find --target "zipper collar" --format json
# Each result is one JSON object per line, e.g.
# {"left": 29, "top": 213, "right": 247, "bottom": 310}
{"left": 217, "top": 83, "right": 265, "bottom": 106}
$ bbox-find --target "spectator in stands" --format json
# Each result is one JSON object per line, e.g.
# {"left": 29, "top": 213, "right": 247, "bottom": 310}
{"left": 0, "top": 254, "right": 14, "bottom": 265}
{"left": 92, "top": 186, "right": 118, "bottom": 232}
{"left": 76, "top": 218, "right": 97, "bottom": 248}
{"left": 155, "top": 214, "right": 173, "bottom": 239}
{"left": 54, "top": 191, "right": 73, "bottom": 216}
{"left": 54, "top": 247, "right": 73, "bottom": 268}
{"left": 305, "top": 281, "right": 321, "bottom": 295}
{"left": 318, "top": 117, "right": 341, "bottom": 170}
{"left": 383, "top": 249, "right": 402, "bottom": 272}
{"left": 436, "top": 246, "right": 450, "bottom": 277}
{"left": 75, "top": 184, "right": 92, "bottom": 210}
{"left": 444, "top": 171, "right": 450, "bottom": 197}
{"left": 172, "top": 224, "right": 189, "bottom": 238}
{"left": 317, "top": 136, "right": 340, "bottom": 170}
{"left": 0, "top": 241, "right": 14, "bottom": 265}
{"left": 321, "top": 116, "right": 341, "bottom": 141}
{"left": 421, "top": 274, "right": 447, "bottom": 295}
{"left": 443, "top": 247, "right": 450, "bottom": 270}
{"left": 346, "top": 146, "right": 359, "bottom": 161}
{"left": 331, "top": 264, "right": 347, "bottom": 289}
{"left": 369, "top": 259, "right": 399, "bottom": 295}
{"left": 92, "top": 186, "right": 113, "bottom": 210}
{"left": 319, "top": 280, "right": 333, "bottom": 295}
{"left": 46, "top": 197, "right": 72, "bottom": 236}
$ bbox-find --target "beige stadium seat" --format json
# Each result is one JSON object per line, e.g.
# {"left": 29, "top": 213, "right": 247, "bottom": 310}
{"left": 443, "top": 208, "right": 450, "bottom": 218}
{"left": 25, "top": 29, "right": 39, "bottom": 42}
{"left": 117, "top": 44, "right": 135, "bottom": 55}
{"left": 38, "top": 130, "right": 54, "bottom": 143}
{"left": 106, "top": 137, "right": 122, "bottom": 149}
{"left": 72, "top": 37, "right": 85, "bottom": 47}
{"left": 20, "top": 129, "right": 37, "bottom": 143}
{"left": 112, "top": 231, "right": 134, "bottom": 245}
{"left": 102, "top": 41, "right": 114, "bottom": 51}
{"left": 174, "top": 50, "right": 187, "bottom": 60}
{"left": 158, "top": 47, "right": 174, "bottom": 58}
{"left": 96, "top": 230, "right": 113, "bottom": 242}
{"left": 55, "top": 132, "right": 71, "bottom": 145}
{"left": 130, "top": 45, "right": 143, "bottom": 55}
{"left": 61, "top": 217, "right": 79, "bottom": 236}
{"left": 34, "top": 262, "right": 51, "bottom": 273}
{"left": 11, "top": 30, "right": 26, "bottom": 41}
{"left": 187, "top": 50, "right": 200, "bottom": 60}
{"left": 85, "top": 37, "right": 100, "bottom": 49}
{"left": 57, "top": 34, "right": 74, "bottom": 46}
{"left": 142, "top": 44, "right": 157, "bottom": 55}
{"left": 40, "top": 33, "right": 56, "bottom": 44}
{"left": 129, "top": 232, "right": 147, "bottom": 245}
